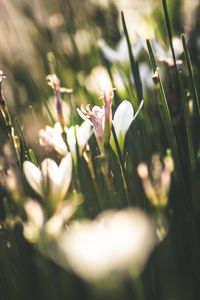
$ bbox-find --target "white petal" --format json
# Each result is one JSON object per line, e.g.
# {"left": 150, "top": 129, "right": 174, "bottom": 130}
{"left": 77, "top": 108, "right": 93, "bottom": 126}
{"left": 132, "top": 99, "right": 144, "bottom": 121}
{"left": 23, "top": 161, "right": 43, "bottom": 196}
{"left": 24, "top": 199, "right": 44, "bottom": 228}
{"left": 56, "top": 153, "right": 72, "bottom": 201}
{"left": 67, "top": 126, "right": 76, "bottom": 155}
{"left": 41, "top": 158, "right": 59, "bottom": 182}
{"left": 76, "top": 121, "right": 93, "bottom": 151}
{"left": 113, "top": 100, "right": 134, "bottom": 137}
{"left": 54, "top": 122, "right": 63, "bottom": 133}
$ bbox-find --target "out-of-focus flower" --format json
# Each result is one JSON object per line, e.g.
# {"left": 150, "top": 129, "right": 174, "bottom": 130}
{"left": 52, "top": 208, "right": 156, "bottom": 281}
{"left": 39, "top": 121, "right": 92, "bottom": 159}
{"left": 23, "top": 154, "right": 72, "bottom": 211}
{"left": 46, "top": 74, "right": 72, "bottom": 130}
{"left": 23, "top": 199, "right": 44, "bottom": 243}
{"left": 77, "top": 89, "right": 115, "bottom": 153}
{"left": 23, "top": 198, "right": 78, "bottom": 243}
{"left": 65, "top": 122, "right": 93, "bottom": 156}
{"left": 0, "top": 71, "right": 11, "bottom": 126}
{"left": 98, "top": 36, "right": 143, "bottom": 64}
{"left": 84, "top": 66, "right": 113, "bottom": 95}
{"left": 39, "top": 125, "right": 68, "bottom": 156}
{"left": 152, "top": 38, "right": 183, "bottom": 67}
{"left": 111, "top": 100, "right": 144, "bottom": 154}
{"left": 137, "top": 154, "right": 174, "bottom": 208}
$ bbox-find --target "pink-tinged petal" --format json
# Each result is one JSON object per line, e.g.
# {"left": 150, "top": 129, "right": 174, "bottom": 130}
{"left": 23, "top": 161, "right": 43, "bottom": 196}
{"left": 91, "top": 106, "right": 104, "bottom": 115}
{"left": 77, "top": 108, "right": 93, "bottom": 126}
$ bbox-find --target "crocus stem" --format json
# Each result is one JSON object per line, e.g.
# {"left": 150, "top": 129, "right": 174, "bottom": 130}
{"left": 111, "top": 125, "right": 131, "bottom": 205}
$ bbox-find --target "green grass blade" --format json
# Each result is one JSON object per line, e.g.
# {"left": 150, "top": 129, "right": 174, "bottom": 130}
{"left": 15, "top": 118, "right": 31, "bottom": 162}
{"left": 178, "top": 71, "right": 195, "bottom": 172}
{"left": 146, "top": 39, "right": 184, "bottom": 184}
{"left": 146, "top": 40, "right": 157, "bottom": 72}
{"left": 161, "top": 0, "right": 179, "bottom": 78}
{"left": 182, "top": 34, "right": 200, "bottom": 120}
{"left": 111, "top": 126, "right": 131, "bottom": 205}
{"left": 28, "top": 148, "right": 38, "bottom": 166}
{"left": 121, "top": 11, "right": 143, "bottom": 103}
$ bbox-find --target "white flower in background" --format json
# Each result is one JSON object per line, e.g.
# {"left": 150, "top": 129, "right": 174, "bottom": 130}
{"left": 66, "top": 122, "right": 93, "bottom": 156}
{"left": 152, "top": 37, "right": 183, "bottom": 66}
{"left": 23, "top": 153, "right": 72, "bottom": 211}
{"left": 39, "top": 121, "right": 92, "bottom": 159}
{"left": 52, "top": 208, "right": 156, "bottom": 281}
{"left": 98, "top": 36, "right": 143, "bottom": 64}
{"left": 23, "top": 198, "right": 79, "bottom": 243}
{"left": 46, "top": 74, "right": 73, "bottom": 130}
{"left": 23, "top": 199, "right": 44, "bottom": 243}
{"left": 39, "top": 125, "right": 68, "bottom": 156}
{"left": 111, "top": 99, "right": 144, "bottom": 154}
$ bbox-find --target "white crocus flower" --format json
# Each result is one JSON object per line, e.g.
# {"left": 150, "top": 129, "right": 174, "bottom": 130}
{"left": 65, "top": 122, "right": 93, "bottom": 156}
{"left": 23, "top": 153, "right": 72, "bottom": 211}
{"left": 39, "top": 121, "right": 92, "bottom": 159}
{"left": 51, "top": 208, "right": 156, "bottom": 282}
{"left": 39, "top": 125, "right": 68, "bottom": 156}
{"left": 77, "top": 89, "right": 115, "bottom": 154}
{"left": 111, "top": 100, "right": 144, "bottom": 154}
{"left": 23, "top": 198, "right": 79, "bottom": 243}
{"left": 98, "top": 36, "right": 143, "bottom": 64}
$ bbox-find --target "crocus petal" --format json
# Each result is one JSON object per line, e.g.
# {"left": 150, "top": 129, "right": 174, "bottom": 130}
{"left": 76, "top": 121, "right": 93, "bottom": 152}
{"left": 77, "top": 108, "right": 93, "bottom": 126}
{"left": 56, "top": 153, "right": 72, "bottom": 202}
{"left": 24, "top": 199, "right": 44, "bottom": 228}
{"left": 56, "top": 209, "right": 156, "bottom": 281}
{"left": 41, "top": 158, "right": 59, "bottom": 182}
{"left": 39, "top": 126, "right": 68, "bottom": 156}
{"left": 66, "top": 126, "right": 76, "bottom": 155}
{"left": 113, "top": 100, "right": 134, "bottom": 137}
{"left": 23, "top": 161, "right": 43, "bottom": 196}
{"left": 132, "top": 99, "right": 144, "bottom": 122}
{"left": 40, "top": 158, "right": 60, "bottom": 205}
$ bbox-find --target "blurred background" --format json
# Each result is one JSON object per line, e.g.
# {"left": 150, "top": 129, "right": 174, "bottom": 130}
{"left": 1, "top": 1, "right": 200, "bottom": 299}
{"left": 0, "top": 0, "right": 198, "bottom": 114}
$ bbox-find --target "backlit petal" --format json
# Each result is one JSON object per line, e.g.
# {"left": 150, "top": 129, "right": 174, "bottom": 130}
{"left": 23, "top": 161, "right": 43, "bottom": 196}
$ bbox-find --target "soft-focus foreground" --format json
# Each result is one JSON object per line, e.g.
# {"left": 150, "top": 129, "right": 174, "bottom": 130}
{"left": 1, "top": 1, "right": 200, "bottom": 300}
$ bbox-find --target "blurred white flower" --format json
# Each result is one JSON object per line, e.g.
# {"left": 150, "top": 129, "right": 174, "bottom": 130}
{"left": 53, "top": 208, "right": 156, "bottom": 281}
{"left": 98, "top": 36, "right": 143, "bottom": 64}
{"left": 39, "top": 121, "right": 92, "bottom": 159}
{"left": 152, "top": 37, "right": 183, "bottom": 67}
{"left": 46, "top": 74, "right": 72, "bottom": 130}
{"left": 23, "top": 153, "right": 72, "bottom": 211}
{"left": 39, "top": 125, "right": 68, "bottom": 156}
{"left": 66, "top": 122, "right": 93, "bottom": 156}
{"left": 84, "top": 66, "right": 113, "bottom": 95}
{"left": 23, "top": 198, "right": 79, "bottom": 243}
{"left": 111, "top": 100, "right": 144, "bottom": 154}
{"left": 23, "top": 199, "right": 44, "bottom": 243}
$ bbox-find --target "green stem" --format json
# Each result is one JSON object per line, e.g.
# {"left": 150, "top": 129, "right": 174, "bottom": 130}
{"left": 112, "top": 125, "right": 130, "bottom": 205}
